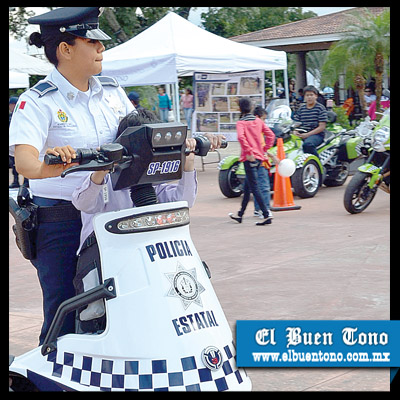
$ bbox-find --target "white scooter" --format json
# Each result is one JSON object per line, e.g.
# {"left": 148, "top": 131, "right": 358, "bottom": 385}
{"left": 9, "top": 123, "right": 252, "bottom": 392}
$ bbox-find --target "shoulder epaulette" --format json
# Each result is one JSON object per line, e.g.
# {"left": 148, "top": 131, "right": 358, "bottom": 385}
{"left": 97, "top": 76, "right": 119, "bottom": 87}
{"left": 30, "top": 81, "right": 58, "bottom": 97}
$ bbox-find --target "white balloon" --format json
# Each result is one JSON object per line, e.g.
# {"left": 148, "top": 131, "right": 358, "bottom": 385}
{"left": 278, "top": 158, "right": 296, "bottom": 177}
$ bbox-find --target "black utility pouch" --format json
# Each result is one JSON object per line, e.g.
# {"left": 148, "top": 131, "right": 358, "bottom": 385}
{"left": 9, "top": 186, "right": 38, "bottom": 260}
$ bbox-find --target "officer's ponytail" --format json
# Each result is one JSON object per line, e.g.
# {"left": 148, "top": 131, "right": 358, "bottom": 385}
{"left": 29, "top": 32, "right": 44, "bottom": 48}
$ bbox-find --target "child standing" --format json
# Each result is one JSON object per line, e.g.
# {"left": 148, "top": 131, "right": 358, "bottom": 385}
{"left": 229, "top": 98, "right": 275, "bottom": 226}
{"left": 252, "top": 106, "right": 276, "bottom": 219}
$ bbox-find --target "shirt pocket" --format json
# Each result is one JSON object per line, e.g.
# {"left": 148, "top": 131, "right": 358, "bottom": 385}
{"left": 47, "top": 113, "right": 85, "bottom": 149}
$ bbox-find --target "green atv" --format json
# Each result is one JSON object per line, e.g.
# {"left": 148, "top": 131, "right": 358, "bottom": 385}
{"left": 218, "top": 102, "right": 369, "bottom": 199}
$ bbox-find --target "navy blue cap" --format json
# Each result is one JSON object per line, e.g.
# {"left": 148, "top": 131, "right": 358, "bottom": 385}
{"left": 128, "top": 91, "right": 140, "bottom": 102}
{"left": 28, "top": 7, "right": 111, "bottom": 41}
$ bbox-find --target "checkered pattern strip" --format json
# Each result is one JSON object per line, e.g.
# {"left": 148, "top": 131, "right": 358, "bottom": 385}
{"left": 46, "top": 343, "right": 247, "bottom": 391}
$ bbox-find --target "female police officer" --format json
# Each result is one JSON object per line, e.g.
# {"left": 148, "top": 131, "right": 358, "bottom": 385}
{"left": 9, "top": 7, "right": 134, "bottom": 345}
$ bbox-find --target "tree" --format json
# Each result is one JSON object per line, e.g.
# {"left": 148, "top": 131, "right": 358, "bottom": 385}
{"left": 9, "top": 7, "right": 195, "bottom": 48}
{"left": 321, "top": 42, "right": 373, "bottom": 117}
{"left": 306, "top": 51, "right": 327, "bottom": 88}
{"left": 201, "top": 7, "right": 316, "bottom": 38}
{"left": 100, "top": 7, "right": 195, "bottom": 48}
{"left": 340, "top": 9, "right": 390, "bottom": 115}
{"left": 9, "top": 7, "right": 34, "bottom": 39}
{"left": 321, "top": 8, "right": 390, "bottom": 117}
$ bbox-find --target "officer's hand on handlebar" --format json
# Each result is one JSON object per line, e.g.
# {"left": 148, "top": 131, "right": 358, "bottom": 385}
{"left": 41, "top": 145, "right": 79, "bottom": 178}
{"left": 46, "top": 145, "right": 77, "bottom": 163}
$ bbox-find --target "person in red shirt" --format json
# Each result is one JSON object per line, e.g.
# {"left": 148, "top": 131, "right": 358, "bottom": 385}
{"left": 229, "top": 97, "right": 275, "bottom": 226}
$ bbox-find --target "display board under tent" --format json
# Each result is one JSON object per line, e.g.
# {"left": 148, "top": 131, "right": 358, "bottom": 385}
{"left": 192, "top": 70, "right": 265, "bottom": 141}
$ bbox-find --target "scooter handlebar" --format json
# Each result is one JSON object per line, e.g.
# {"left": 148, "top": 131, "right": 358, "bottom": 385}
{"left": 44, "top": 143, "right": 126, "bottom": 166}
{"left": 44, "top": 137, "right": 228, "bottom": 165}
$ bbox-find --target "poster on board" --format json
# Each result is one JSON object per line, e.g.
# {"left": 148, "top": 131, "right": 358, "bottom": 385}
{"left": 192, "top": 70, "right": 265, "bottom": 141}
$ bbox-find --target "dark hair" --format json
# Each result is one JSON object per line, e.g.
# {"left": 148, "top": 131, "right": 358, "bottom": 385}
{"left": 303, "top": 85, "right": 319, "bottom": 95}
{"left": 238, "top": 97, "right": 252, "bottom": 115}
{"left": 253, "top": 105, "right": 266, "bottom": 118}
{"left": 117, "top": 109, "right": 161, "bottom": 138}
{"left": 29, "top": 31, "right": 76, "bottom": 67}
{"left": 185, "top": 88, "right": 193, "bottom": 95}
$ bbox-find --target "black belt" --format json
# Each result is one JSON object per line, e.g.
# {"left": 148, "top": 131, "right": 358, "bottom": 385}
{"left": 37, "top": 203, "right": 81, "bottom": 223}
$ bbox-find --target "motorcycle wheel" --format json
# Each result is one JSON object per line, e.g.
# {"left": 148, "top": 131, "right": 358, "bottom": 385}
{"left": 343, "top": 171, "right": 377, "bottom": 214}
{"left": 218, "top": 162, "right": 243, "bottom": 198}
{"left": 324, "top": 162, "right": 349, "bottom": 187}
{"left": 291, "top": 159, "right": 321, "bottom": 198}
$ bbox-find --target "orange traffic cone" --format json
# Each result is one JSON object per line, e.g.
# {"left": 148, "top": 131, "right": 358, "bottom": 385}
{"left": 271, "top": 138, "right": 301, "bottom": 211}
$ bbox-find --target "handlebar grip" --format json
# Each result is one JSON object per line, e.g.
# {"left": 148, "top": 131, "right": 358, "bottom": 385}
{"left": 44, "top": 148, "right": 89, "bottom": 165}
{"left": 44, "top": 153, "right": 64, "bottom": 165}
{"left": 184, "top": 139, "right": 228, "bottom": 156}
{"left": 219, "top": 140, "right": 228, "bottom": 149}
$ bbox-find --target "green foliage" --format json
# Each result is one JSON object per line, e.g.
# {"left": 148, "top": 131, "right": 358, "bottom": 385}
{"left": 123, "top": 85, "right": 158, "bottom": 111}
{"left": 201, "top": 7, "right": 316, "bottom": 38}
{"left": 9, "top": 7, "right": 34, "bottom": 39}
{"left": 330, "top": 105, "right": 351, "bottom": 130}
{"left": 321, "top": 8, "right": 390, "bottom": 89}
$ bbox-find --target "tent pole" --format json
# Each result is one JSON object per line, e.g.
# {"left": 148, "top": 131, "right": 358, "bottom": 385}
{"left": 283, "top": 68, "right": 289, "bottom": 104}
{"left": 174, "top": 82, "right": 181, "bottom": 123}
{"left": 272, "top": 70, "right": 276, "bottom": 98}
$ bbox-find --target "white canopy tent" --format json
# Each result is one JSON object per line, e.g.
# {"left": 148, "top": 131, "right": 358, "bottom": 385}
{"left": 9, "top": 48, "right": 53, "bottom": 88}
{"left": 102, "top": 12, "right": 288, "bottom": 120}
{"left": 9, "top": 71, "right": 29, "bottom": 89}
{"left": 9, "top": 48, "right": 53, "bottom": 76}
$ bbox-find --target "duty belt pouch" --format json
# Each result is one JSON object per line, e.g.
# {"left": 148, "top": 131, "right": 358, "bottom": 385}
{"left": 9, "top": 187, "right": 38, "bottom": 260}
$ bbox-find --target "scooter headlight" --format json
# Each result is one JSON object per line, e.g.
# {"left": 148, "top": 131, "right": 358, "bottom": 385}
{"left": 373, "top": 126, "right": 390, "bottom": 152}
{"left": 106, "top": 207, "right": 190, "bottom": 233}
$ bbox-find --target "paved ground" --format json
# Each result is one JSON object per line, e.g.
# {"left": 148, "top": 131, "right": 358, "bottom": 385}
{"left": 9, "top": 148, "right": 390, "bottom": 391}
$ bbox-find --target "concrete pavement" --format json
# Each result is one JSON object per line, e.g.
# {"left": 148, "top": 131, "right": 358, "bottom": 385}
{"left": 9, "top": 151, "right": 390, "bottom": 391}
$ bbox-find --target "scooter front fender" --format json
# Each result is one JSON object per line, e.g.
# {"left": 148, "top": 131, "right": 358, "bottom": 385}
{"left": 218, "top": 155, "right": 240, "bottom": 171}
{"left": 358, "top": 163, "right": 382, "bottom": 188}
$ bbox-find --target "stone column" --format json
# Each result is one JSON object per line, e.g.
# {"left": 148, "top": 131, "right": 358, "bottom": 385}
{"left": 295, "top": 51, "right": 307, "bottom": 91}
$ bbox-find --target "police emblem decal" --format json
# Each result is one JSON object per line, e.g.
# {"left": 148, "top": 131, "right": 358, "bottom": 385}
{"left": 201, "top": 346, "right": 223, "bottom": 370}
{"left": 57, "top": 109, "right": 68, "bottom": 123}
{"left": 165, "top": 262, "right": 205, "bottom": 310}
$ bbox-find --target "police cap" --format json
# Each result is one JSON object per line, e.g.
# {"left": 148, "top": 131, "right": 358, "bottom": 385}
{"left": 28, "top": 7, "right": 111, "bottom": 41}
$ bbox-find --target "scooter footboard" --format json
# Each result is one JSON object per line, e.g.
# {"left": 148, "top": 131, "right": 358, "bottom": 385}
{"left": 10, "top": 202, "right": 251, "bottom": 391}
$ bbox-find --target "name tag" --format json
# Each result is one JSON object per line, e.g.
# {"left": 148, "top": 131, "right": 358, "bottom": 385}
{"left": 102, "top": 184, "right": 109, "bottom": 204}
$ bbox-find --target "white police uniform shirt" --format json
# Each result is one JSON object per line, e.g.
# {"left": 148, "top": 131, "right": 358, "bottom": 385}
{"left": 9, "top": 68, "right": 134, "bottom": 201}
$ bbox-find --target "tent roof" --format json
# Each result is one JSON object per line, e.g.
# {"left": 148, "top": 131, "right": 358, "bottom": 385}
{"left": 9, "top": 48, "right": 53, "bottom": 76}
{"left": 102, "top": 12, "right": 287, "bottom": 86}
{"left": 9, "top": 71, "right": 29, "bottom": 89}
